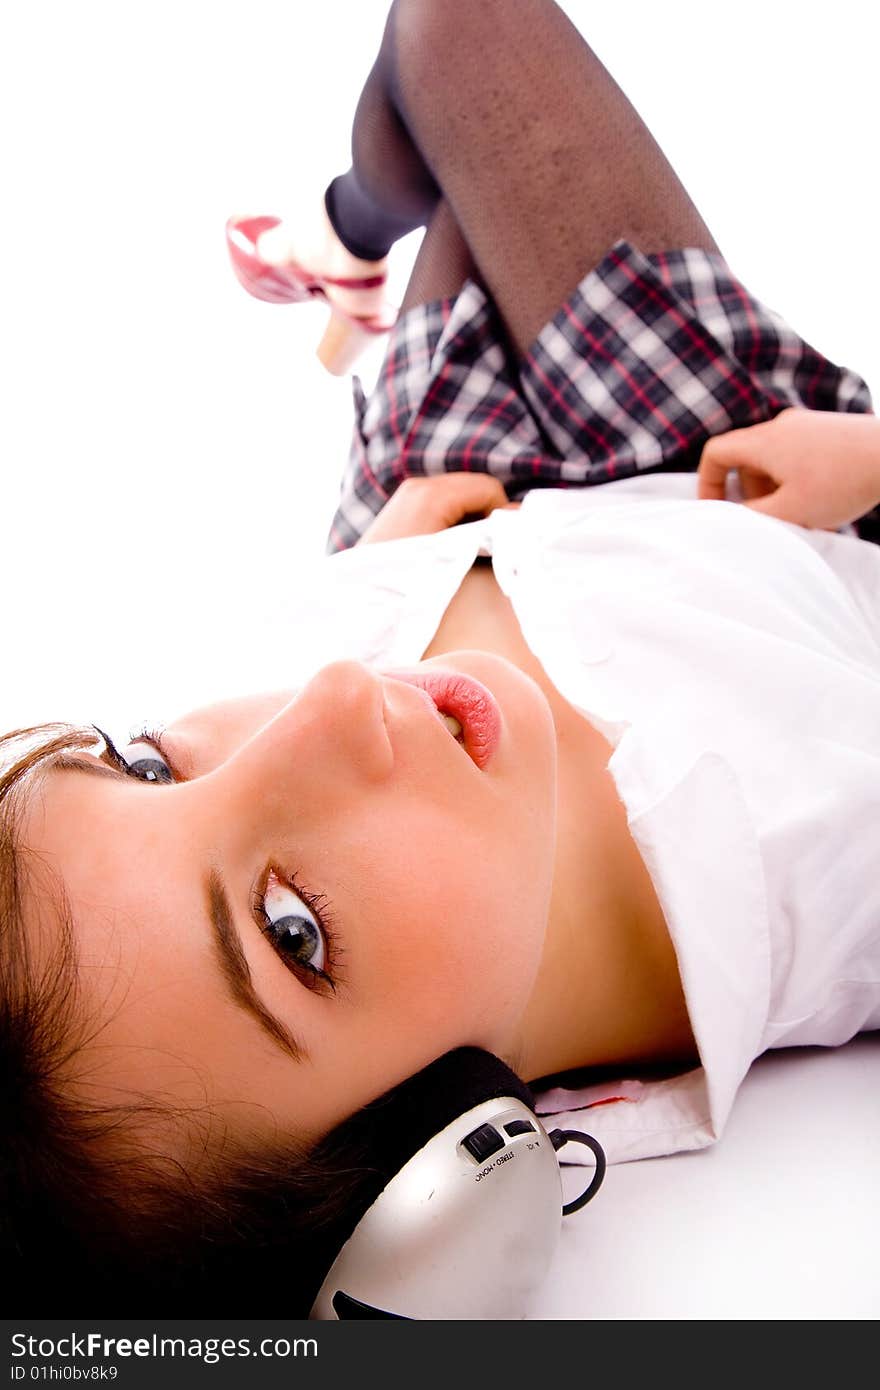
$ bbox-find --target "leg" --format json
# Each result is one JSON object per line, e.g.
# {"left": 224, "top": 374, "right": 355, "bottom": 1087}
{"left": 326, "top": 0, "right": 720, "bottom": 353}
{"left": 398, "top": 198, "right": 481, "bottom": 314}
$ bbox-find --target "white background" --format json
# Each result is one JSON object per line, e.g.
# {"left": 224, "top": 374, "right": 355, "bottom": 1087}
{"left": 1, "top": 0, "right": 877, "bottom": 737}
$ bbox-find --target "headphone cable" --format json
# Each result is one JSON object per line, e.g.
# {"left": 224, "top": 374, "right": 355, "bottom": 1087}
{"left": 549, "top": 1128, "right": 607, "bottom": 1214}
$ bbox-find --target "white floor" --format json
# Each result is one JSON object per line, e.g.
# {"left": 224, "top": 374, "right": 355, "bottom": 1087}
{"left": 526, "top": 1032, "right": 880, "bottom": 1320}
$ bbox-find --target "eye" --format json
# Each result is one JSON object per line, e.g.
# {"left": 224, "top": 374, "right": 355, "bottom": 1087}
{"left": 257, "top": 869, "right": 327, "bottom": 977}
{"left": 120, "top": 738, "right": 174, "bottom": 784}
{"left": 92, "top": 726, "right": 175, "bottom": 784}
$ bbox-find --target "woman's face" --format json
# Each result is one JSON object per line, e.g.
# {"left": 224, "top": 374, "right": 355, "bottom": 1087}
{"left": 21, "top": 651, "right": 558, "bottom": 1158}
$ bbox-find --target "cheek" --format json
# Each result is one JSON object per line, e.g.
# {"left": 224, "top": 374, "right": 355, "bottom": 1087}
{"left": 351, "top": 805, "right": 554, "bottom": 1043}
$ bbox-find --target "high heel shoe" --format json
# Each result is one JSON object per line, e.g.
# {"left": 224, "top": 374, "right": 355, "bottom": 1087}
{"left": 225, "top": 214, "right": 398, "bottom": 375}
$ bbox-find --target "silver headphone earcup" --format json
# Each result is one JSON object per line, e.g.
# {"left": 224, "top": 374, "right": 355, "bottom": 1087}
{"left": 311, "top": 1094, "right": 565, "bottom": 1319}
{"left": 303, "top": 1049, "right": 604, "bottom": 1320}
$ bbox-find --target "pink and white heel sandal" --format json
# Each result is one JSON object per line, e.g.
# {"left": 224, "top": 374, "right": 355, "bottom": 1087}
{"left": 225, "top": 213, "right": 398, "bottom": 375}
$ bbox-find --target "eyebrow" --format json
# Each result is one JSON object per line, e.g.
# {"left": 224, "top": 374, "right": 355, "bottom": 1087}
{"left": 51, "top": 754, "right": 308, "bottom": 1063}
{"left": 206, "top": 870, "right": 307, "bottom": 1062}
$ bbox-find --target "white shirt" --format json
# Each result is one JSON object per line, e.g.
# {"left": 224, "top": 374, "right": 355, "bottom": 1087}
{"left": 277, "top": 474, "right": 880, "bottom": 1163}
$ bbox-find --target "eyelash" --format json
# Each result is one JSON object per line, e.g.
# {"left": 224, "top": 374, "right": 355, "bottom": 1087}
{"left": 252, "top": 874, "right": 344, "bottom": 995}
{"left": 92, "top": 724, "right": 343, "bottom": 994}
{"left": 94, "top": 724, "right": 174, "bottom": 780}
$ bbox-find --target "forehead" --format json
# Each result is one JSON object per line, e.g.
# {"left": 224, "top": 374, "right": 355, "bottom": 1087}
{"left": 2, "top": 757, "right": 89, "bottom": 1036}
{"left": 10, "top": 754, "right": 112, "bottom": 947}
{"left": 11, "top": 754, "right": 276, "bottom": 1091}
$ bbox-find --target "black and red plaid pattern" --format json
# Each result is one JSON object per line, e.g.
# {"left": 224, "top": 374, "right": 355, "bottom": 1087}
{"left": 326, "top": 238, "right": 875, "bottom": 553}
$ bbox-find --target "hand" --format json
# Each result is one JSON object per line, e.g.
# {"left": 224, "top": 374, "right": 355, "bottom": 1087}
{"left": 696, "top": 407, "right": 880, "bottom": 531}
{"left": 358, "top": 472, "right": 520, "bottom": 545}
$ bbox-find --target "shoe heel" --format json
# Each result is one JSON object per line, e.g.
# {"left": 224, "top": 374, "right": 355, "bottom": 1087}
{"left": 316, "top": 308, "right": 374, "bottom": 376}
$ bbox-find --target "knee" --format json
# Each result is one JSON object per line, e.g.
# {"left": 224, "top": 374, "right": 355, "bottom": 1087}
{"left": 391, "top": 0, "right": 492, "bottom": 68}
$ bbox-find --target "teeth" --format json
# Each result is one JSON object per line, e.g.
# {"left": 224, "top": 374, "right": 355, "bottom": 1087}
{"left": 440, "top": 711, "right": 463, "bottom": 740}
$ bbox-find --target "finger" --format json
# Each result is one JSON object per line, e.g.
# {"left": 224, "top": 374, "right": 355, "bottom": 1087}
{"left": 439, "top": 472, "right": 509, "bottom": 521}
{"left": 696, "top": 425, "right": 764, "bottom": 500}
{"left": 739, "top": 468, "right": 776, "bottom": 503}
{"left": 742, "top": 486, "right": 797, "bottom": 524}
{"left": 697, "top": 439, "right": 735, "bottom": 500}
{"left": 456, "top": 472, "right": 509, "bottom": 507}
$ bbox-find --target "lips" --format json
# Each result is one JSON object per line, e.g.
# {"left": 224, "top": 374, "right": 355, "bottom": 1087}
{"left": 381, "top": 668, "right": 502, "bottom": 770}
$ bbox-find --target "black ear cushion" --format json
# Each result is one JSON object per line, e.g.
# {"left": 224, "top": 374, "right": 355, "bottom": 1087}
{"left": 302, "top": 1047, "right": 535, "bottom": 1303}
{"left": 326, "top": 1046, "right": 536, "bottom": 1185}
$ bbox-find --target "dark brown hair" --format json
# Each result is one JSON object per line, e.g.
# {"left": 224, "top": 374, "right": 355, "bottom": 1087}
{"left": 0, "top": 723, "right": 382, "bottom": 1315}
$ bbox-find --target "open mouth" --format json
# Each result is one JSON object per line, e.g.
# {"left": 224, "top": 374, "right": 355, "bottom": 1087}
{"left": 380, "top": 668, "right": 502, "bottom": 769}
{"left": 437, "top": 709, "right": 465, "bottom": 743}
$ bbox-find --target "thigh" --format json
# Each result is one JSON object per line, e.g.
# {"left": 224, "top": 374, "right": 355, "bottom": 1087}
{"left": 394, "top": 0, "right": 720, "bottom": 354}
{"left": 399, "top": 198, "right": 482, "bottom": 313}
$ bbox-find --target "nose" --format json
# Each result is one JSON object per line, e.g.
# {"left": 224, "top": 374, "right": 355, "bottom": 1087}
{"left": 228, "top": 659, "right": 393, "bottom": 789}
{"left": 289, "top": 659, "right": 392, "bottom": 779}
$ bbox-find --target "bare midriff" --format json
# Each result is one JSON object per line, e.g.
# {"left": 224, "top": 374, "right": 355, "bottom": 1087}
{"left": 421, "top": 558, "right": 698, "bottom": 1078}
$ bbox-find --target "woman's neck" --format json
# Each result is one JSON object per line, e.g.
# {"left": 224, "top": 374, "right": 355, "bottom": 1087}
{"left": 422, "top": 559, "right": 699, "bottom": 1087}
{"left": 512, "top": 717, "right": 699, "bottom": 1083}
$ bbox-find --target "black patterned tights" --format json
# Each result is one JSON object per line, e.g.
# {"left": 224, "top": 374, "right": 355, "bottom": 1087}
{"left": 324, "top": 0, "right": 720, "bottom": 355}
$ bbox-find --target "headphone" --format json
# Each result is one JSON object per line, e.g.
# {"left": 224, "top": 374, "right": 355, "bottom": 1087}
{"left": 307, "top": 1048, "right": 606, "bottom": 1320}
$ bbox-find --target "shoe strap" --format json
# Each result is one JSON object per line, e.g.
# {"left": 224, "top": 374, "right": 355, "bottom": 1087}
{"left": 320, "top": 271, "right": 387, "bottom": 290}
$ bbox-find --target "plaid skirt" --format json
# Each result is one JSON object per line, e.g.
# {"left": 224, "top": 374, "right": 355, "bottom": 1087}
{"left": 326, "top": 238, "right": 876, "bottom": 553}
